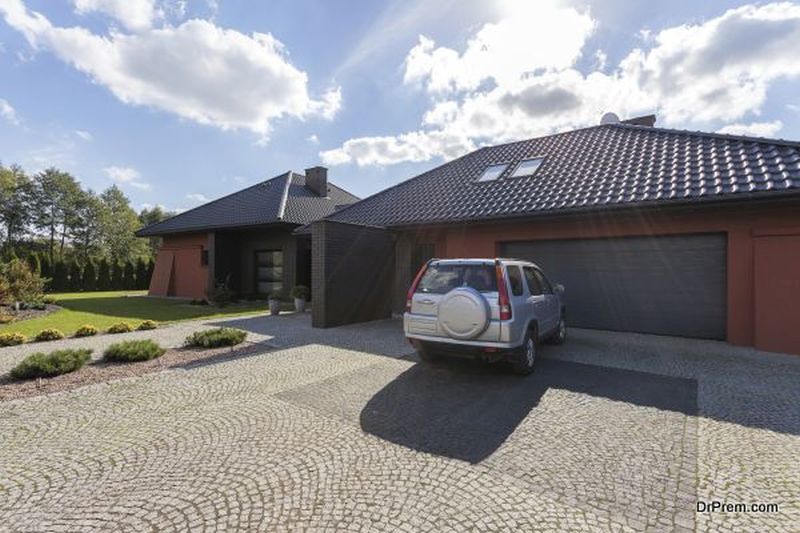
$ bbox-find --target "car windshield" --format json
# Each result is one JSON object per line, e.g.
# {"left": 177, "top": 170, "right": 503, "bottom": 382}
{"left": 416, "top": 263, "right": 498, "bottom": 294}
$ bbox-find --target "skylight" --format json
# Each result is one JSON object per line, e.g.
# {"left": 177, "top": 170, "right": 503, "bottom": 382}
{"left": 510, "top": 157, "right": 545, "bottom": 178}
{"left": 477, "top": 163, "right": 508, "bottom": 182}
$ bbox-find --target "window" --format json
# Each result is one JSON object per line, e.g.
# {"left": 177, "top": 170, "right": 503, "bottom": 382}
{"left": 254, "top": 250, "right": 283, "bottom": 296}
{"left": 533, "top": 269, "right": 553, "bottom": 294}
{"left": 200, "top": 249, "right": 209, "bottom": 266}
{"left": 507, "top": 265, "right": 524, "bottom": 296}
{"left": 523, "top": 267, "right": 542, "bottom": 295}
{"left": 510, "top": 157, "right": 545, "bottom": 178}
{"left": 417, "top": 263, "right": 498, "bottom": 294}
{"left": 477, "top": 163, "right": 508, "bottom": 182}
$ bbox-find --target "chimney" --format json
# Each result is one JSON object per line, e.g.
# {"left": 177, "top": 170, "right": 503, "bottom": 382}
{"left": 621, "top": 114, "right": 656, "bottom": 127}
{"left": 305, "top": 166, "right": 328, "bottom": 196}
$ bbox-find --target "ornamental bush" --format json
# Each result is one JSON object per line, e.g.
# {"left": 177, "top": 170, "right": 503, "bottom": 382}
{"left": 107, "top": 322, "right": 133, "bottom": 334}
{"left": 137, "top": 320, "right": 158, "bottom": 331}
{"left": 10, "top": 349, "right": 92, "bottom": 380}
{"left": 184, "top": 328, "right": 246, "bottom": 348}
{"left": 74, "top": 324, "right": 99, "bottom": 337}
{"left": 0, "top": 332, "right": 26, "bottom": 346}
{"left": 34, "top": 328, "right": 65, "bottom": 342}
{"left": 103, "top": 340, "right": 165, "bottom": 362}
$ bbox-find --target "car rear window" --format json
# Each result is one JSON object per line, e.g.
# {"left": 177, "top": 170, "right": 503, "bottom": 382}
{"left": 416, "top": 263, "right": 498, "bottom": 294}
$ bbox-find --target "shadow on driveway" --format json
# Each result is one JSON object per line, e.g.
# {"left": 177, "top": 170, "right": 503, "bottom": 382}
{"left": 359, "top": 357, "right": 697, "bottom": 463}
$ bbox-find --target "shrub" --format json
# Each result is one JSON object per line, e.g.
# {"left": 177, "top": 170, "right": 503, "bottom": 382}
{"left": 103, "top": 340, "right": 165, "bottom": 362}
{"left": 35, "top": 328, "right": 65, "bottom": 342}
{"left": 111, "top": 263, "right": 125, "bottom": 291}
{"left": 0, "top": 332, "right": 26, "bottom": 346}
{"left": 97, "top": 259, "right": 112, "bottom": 291}
{"left": 137, "top": 320, "right": 158, "bottom": 331}
{"left": 185, "top": 327, "right": 246, "bottom": 348}
{"left": 51, "top": 260, "right": 69, "bottom": 292}
{"left": 27, "top": 253, "right": 41, "bottom": 275}
{"left": 74, "top": 324, "right": 99, "bottom": 337}
{"left": 0, "top": 259, "right": 46, "bottom": 305}
{"left": 82, "top": 260, "right": 98, "bottom": 291}
{"left": 10, "top": 349, "right": 92, "bottom": 380}
{"left": 123, "top": 261, "right": 137, "bottom": 290}
{"left": 290, "top": 285, "right": 309, "bottom": 300}
{"left": 207, "top": 278, "right": 235, "bottom": 307}
{"left": 0, "top": 314, "right": 15, "bottom": 324}
{"left": 107, "top": 322, "right": 133, "bottom": 334}
{"left": 68, "top": 260, "right": 83, "bottom": 292}
{"left": 135, "top": 258, "right": 150, "bottom": 290}
{"left": 42, "top": 295, "right": 57, "bottom": 305}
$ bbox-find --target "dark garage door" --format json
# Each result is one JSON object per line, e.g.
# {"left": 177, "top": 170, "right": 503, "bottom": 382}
{"left": 500, "top": 234, "right": 727, "bottom": 339}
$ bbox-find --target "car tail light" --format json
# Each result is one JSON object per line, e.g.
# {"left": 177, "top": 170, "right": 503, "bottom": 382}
{"left": 495, "top": 261, "right": 512, "bottom": 320}
{"left": 406, "top": 261, "right": 430, "bottom": 311}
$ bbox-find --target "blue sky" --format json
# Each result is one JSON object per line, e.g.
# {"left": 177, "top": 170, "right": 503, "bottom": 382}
{"left": 1, "top": 0, "right": 799, "bottom": 212}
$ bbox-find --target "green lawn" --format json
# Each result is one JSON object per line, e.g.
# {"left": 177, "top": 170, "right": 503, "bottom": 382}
{"left": 0, "top": 291, "right": 273, "bottom": 338}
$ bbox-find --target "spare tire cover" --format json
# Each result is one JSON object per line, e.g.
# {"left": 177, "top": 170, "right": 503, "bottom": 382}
{"left": 438, "top": 287, "right": 490, "bottom": 340}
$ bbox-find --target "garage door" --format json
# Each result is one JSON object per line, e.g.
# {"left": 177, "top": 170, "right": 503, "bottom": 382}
{"left": 500, "top": 234, "right": 727, "bottom": 339}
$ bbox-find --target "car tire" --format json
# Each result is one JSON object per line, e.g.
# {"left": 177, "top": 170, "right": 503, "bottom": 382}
{"left": 549, "top": 316, "right": 567, "bottom": 345}
{"left": 511, "top": 327, "right": 537, "bottom": 375}
{"left": 417, "top": 343, "right": 440, "bottom": 363}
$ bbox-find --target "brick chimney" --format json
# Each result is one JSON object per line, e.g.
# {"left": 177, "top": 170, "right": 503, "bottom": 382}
{"left": 305, "top": 166, "right": 328, "bottom": 196}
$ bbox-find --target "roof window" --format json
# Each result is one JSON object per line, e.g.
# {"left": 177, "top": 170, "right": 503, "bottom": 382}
{"left": 477, "top": 163, "right": 508, "bottom": 182}
{"left": 510, "top": 157, "right": 545, "bottom": 178}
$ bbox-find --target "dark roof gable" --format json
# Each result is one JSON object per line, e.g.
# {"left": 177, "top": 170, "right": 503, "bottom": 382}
{"left": 326, "top": 123, "right": 800, "bottom": 228}
{"left": 137, "top": 171, "right": 359, "bottom": 237}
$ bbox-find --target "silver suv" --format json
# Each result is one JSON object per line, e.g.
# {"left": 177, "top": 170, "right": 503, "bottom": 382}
{"left": 403, "top": 258, "right": 566, "bottom": 374}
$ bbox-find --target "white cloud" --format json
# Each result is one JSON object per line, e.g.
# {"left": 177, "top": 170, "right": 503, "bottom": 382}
{"left": 717, "top": 120, "right": 783, "bottom": 137}
{"left": 0, "top": 98, "right": 19, "bottom": 125}
{"left": 104, "top": 165, "right": 150, "bottom": 190}
{"left": 324, "top": 1, "right": 800, "bottom": 166}
{"left": 306, "top": 134, "right": 319, "bottom": 144}
{"left": 75, "top": 129, "right": 93, "bottom": 141}
{"left": 72, "top": 0, "right": 157, "bottom": 32}
{"left": 0, "top": 0, "right": 341, "bottom": 139}
{"left": 186, "top": 193, "right": 209, "bottom": 203}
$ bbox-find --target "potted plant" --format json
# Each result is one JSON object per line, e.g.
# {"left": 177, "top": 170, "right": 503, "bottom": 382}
{"left": 268, "top": 294, "right": 281, "bottom": 316}
{"left": 290, "top": 285, "right": 309, "bottom": 312}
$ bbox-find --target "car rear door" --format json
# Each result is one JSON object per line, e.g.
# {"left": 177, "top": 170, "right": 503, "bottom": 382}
{"left": 523, "top": 266, "right": 553, "bottom": 334}
{"left": 533, "top": 268, "right": 559, "bottom": 333}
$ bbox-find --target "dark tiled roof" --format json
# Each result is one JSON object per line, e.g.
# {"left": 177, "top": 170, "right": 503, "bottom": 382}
{"left": 326, "top": 124, "right": 800, "bottom": 227}
{"left": 137, "top": 172, "right": 359, "bottom": 236}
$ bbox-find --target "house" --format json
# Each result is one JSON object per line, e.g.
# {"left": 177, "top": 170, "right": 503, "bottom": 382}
{"left": 137, "top": 167, "right": 358, "bottom": 300}
{"left": 309, "top": 115, "right": 800, "bottom": 356}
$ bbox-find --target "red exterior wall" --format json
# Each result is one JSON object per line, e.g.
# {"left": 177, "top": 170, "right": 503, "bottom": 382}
{"left": 399, "top": 201, "right": 800, "bottom": 354}
{"left": 148, "top": 233, "right": 208, "bottom": 299}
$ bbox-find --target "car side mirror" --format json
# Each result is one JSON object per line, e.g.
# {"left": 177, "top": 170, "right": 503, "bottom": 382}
{"left": 554, "top": 284, "right": 565, "bottom": 295}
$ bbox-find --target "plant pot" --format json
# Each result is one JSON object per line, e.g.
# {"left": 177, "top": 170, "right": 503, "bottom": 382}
{"left": 268, "top": 299, "right": 281, "bottom": 316}
{"left": 294, "top": 298, "right": 306, "bottom": 313}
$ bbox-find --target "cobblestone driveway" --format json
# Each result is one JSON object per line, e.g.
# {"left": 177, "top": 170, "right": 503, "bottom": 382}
{"left": 0, "top": 314, "right": 797, "bottom": 532}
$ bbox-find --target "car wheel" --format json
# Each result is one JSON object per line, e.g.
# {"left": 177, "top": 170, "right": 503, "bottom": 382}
{"left": 511, "top": 327, "right": 537, "bottom": 375}
{"left": 550, "top": 316, "right": 567, "bottom": 345}
{"left": 417, "top": 343, "right": 440, "bottom": 363}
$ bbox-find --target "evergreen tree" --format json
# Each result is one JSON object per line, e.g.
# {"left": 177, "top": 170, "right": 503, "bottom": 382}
{"left": 40, "top": 254, "right": 52, "bottom": 292}
{"left": 135, "top": 258, "right": 150, "bottom": 290}
{"left": 68, "top": 260, "right": 83, "bottom": 291}
{"left": 26, "top": 252, "right": 41, "bottom": 274}
{"left": 82, "top": 260, "right": 97, "bottom": 291}
{"left": 123, "top": 261, "right": 136, "bottom": 290}
{"left": 111, "top": 262, "right": 124, "bottom": 290}
{"left": 51, "top": 260, "right": 69, "bottom": 292}
{"left": 97, "top": 259, "right": 112, "bottom": 291}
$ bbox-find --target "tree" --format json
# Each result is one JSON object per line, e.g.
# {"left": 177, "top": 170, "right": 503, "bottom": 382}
{"left": 82, "top": 259, "right": 97, "bottom": 291}
{"left": 27, "top": 252, "right": 41, "bottom": 275}
{"left": 123, "top": 261, "right": 136, "bottom": 289}
{"left": 97, "top": 259, "right": 112, "bottom": 291}
{"left": 31, "top": 168, "right": 82, "bottom": 264}
{"left": 40, "top": 254, "right": 52, "bottom": 291}
{"left": 68, "top": 260, "right": 83, "bottom": 291}
{"left": 0, "top": 259, "right": 45, "bottom": 304}
{"left": 0, "top": 164, "right": 33, "bottom": 256}
{"left": 111, "top": 262, "right": 124, "bottom": 290}
{"left": 100, "top": 186, "right": 148, "bottom": 264}
{"left": 51, "top": 260, "right": 69, "bottom": 292}
{"left": 71, "top": 190, "right": 105, "bottom": 261}
{"left": 138, "top": 205, "right": 173, "bottom": 258}
{"left": 135, "top": 258, "right": 150, "bottom": 290}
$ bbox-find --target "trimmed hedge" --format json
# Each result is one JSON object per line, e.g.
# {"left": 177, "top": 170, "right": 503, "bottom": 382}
{"left": 184, "top": 328, "right": 246, "bottom": 348}
{"left": 75, "top": 324, "right": 99, "bottom": 337}
{"left": 103, "top": 340, "right": 165, "bottom": 362}
{"left": 107, "top": 322, "right": 133, "bottom": 334}
{"left": 34, "top": 328, "right": 65, "bottom": 342}
{"left": 0, "top": 332, "right": 26, "bottom": 346}
{"left": 10, "top": 349, "right": 92, "bottom": 380}
{"left": 137, "top": 320, "right": 158, "bottom": 331}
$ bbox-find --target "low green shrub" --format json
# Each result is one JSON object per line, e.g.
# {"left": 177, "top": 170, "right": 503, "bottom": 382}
{"left": 107, "top": 322, "right": 133, "bottom": 334}
{"left": 0, "top": 314, "right": 15, "bottom": 324}
{"left": 34, "top": 328, "right": 65, "bottom": 342}
{"left": 184, "top": 327, "right": 246, "bottom": 348}
{"left": 103, "top": 340, "right": 165, "bottom": 362}
{"left": 137, "top": 320, "right": 158, "bottom": 331}
{"left": 0, "top": 332, "right": 26, "bottom": 346}
{"left": 10, "top": 349, "right": 92, "bottom": 380}
{"left": 290, "top": 285, "right": 309, "bottom": 300}
{"left": 42, "top": 296, "right": 57, "bottom": 305}
{"left": 74, "top": 324, "right": 99, "bottom": 337}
